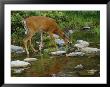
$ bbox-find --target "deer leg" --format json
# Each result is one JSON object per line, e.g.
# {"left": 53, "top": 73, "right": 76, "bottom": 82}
{"left": 39, "top": 32, "right": 43, "bottom": 51}
{"left": 29, "top": 39, "right": 38, "bottom": 52}
{"left": 23, "top": 31, "right": 33, "bottom": 57}
{"left": 23, "top": 38, "right": 29, "bottom": 57}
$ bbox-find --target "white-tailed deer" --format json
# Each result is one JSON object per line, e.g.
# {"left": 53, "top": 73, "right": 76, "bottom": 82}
{"left": 22, "top": 16, "right": 70, "bottom": 57}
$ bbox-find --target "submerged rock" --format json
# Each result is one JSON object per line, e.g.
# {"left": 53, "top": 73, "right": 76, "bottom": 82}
{"left": 66, "top": 52, "right": 85, "bottom": 57}
{"left": 81, "top": 47, "right": 100, "bottom": 55}
{"left": 51, "top": 51, "right": 66, "bottom": 56}
{"left": 11, "top": 45, "right": 25, "bottom": 53}
{"left": 11, "top": 60, "right": 31, "bottom": 68}
{"left": 24, "top": 58, "right": 38, "bottom": 62}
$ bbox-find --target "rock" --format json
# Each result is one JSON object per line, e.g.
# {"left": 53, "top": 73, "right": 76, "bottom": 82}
{"left": 66, "top": 52, "right": 85, "bottom": 57}
{"left": 81, "top": 47, "right": 100, "bottom": 55}
{"left": 82, "top": 27, "right": 91, "bottom": 31}
{"left": 74, "top": 64, "right": 84, "bottom": 70}
{"left": 11, "top": 45, "right": 25, "bottom": 53}
{"left": 11, "top": 60, "right": 31, "bottom": 68}
{"left": 24, "top": 58, "right": 38, "bottom": 62}
{"left": 74, "top": 40, "right": 89, "bottom": 49}
{"left": 51, "top": 51, "right": 66, "bottom": 56}
{"left": 55, "top": 39, "right": 65, "bottom": 45}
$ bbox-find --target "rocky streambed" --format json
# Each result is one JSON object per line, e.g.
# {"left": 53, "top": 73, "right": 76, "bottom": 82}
{"left": 11, "top": 40, "right": 100, "bottom": 77}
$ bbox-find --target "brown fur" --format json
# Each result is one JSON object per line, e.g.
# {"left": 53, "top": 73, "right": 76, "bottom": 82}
{"left": 23, "top": 16, "right": 70, "bottom": 57}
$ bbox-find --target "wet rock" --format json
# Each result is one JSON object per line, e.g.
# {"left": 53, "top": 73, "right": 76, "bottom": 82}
{"left": 81, "top": 47, "right": 100, "bottom": 55}
{"left": 11, "top": 45, "right": 25, "bottom": 53}
{"left": 11, "top": 60, "right": 31, "bottom": 68}
{"left": 51, "top": 51, "right": 66, "bottom": 56}
{"left": 74, "top": 64, "right": 84, "bottom": 70}
{"left": 24, "top": 58, "right": 38, "bottom": 62}
{"left": 66, "top": 52, "right": 85, "bottom": 57}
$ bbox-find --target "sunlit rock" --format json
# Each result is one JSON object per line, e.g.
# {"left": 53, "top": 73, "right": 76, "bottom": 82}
{"left": 74, "top": 40, "right": 89, "bottom": 49}
{"left": 11, "top": 45, "right": 25, "bottom": 53}
{"left": 11, "top": 60, "right": 31, "bottom": 68}
{"left": 66, "top": 52, "right": 85, "bottom": 57}
{"left": 81, "top": 47, "right": 100, "bottom": 55}
{"left": 24, "top": 58, "right": 38, "bottom": 62}
{"left": 51, "top": 51, "right": 66, "bottom": 55}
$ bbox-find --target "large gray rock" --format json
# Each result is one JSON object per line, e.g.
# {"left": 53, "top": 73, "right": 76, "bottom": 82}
{"left": 11, "top": 45, "right": 25, "bottom": 53}
{"left": 80, "top": 47, "right": 100, "bottom": 55}
{"left": 11, "top": 60, "right": 31, "bottom": 68}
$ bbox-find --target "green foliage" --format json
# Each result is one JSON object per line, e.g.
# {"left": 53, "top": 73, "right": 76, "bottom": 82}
{"left": 11, "top": 11, "right": 100, "bottom": 49}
